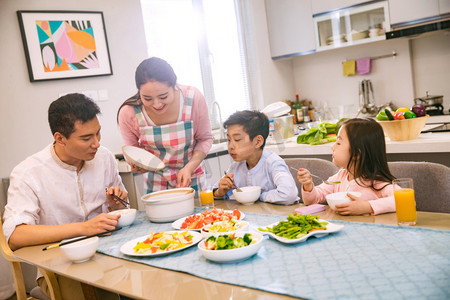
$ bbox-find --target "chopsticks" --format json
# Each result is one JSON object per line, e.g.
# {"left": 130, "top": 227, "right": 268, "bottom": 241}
{"left": 105, "top": 188, "right": 130, "bottom": 208}
{"left": 42, "top": 227, "right": 121, "bottom": 251}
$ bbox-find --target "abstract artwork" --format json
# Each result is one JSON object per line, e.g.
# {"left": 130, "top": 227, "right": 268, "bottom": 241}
{"left": 17, "top": 11, "right": 113, "bottom": 82}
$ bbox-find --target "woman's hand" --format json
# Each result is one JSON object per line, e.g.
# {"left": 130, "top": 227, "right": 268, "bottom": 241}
{"left": 334, "top": 193, "right": 373, "bottom": 215}
{"left": 129, "top": 163, "right": 148, "bottom": 174}
{"left": 177, "top": 165, "right": 194, "bottom": 188}
{"left": 296, "top": 168, "right": 314, "bottom": 192}
{"left": 214, "top": 173, "right": 234, "bottom": 198}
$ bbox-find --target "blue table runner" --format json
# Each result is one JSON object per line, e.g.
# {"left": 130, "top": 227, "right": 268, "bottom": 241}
{"left": 97, "top": 209, "right": 450, "bottom": 300}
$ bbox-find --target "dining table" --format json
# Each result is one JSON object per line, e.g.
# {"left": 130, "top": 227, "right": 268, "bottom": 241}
{"left": 12, "top": 200, "right": 450, "bottom": 300}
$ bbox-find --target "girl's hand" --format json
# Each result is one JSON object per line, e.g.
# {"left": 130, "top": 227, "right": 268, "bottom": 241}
{"left": 334, "top": 193, "right": 372, "bottom": 215}
{"left": 214, "top": 173, "right": 234, "bottom": 198}
{"left": 296, "top": 168, "right": 314, "bottom": 192}
{"left": 176, "top": 165, "right": 194, "bottom": 188}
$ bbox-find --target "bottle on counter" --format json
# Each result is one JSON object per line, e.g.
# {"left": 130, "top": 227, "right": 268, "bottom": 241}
{"left": 295, "top": 93, "right": 304, "bottom": 124}
{"left": 303, "top": 102, "right": 310, "bottom": 123}
{"left": 308, "top": 100, "right": 316, "bottom": 122}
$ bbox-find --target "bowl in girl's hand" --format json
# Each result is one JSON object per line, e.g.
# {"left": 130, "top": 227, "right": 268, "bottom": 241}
{"left": 232, "top": 186, "right": 261, "bottom": 205}
{"left": 108, "top": 208, "right": 137, "bottom": 227}
{"left": 326, "top": 192, "right": 362, "bottom": 210}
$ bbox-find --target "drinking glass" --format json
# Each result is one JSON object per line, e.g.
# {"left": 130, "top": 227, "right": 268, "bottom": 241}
{"left": 199, "top": 175, "right": 214, "bottom": 210}
{"left": 393, "top": 178, "right": 417, "bottom": 226}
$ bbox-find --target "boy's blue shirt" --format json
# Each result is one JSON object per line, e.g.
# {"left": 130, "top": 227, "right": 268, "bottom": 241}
{"left": 214, "top": 149, "right": 299, "bottom": 205}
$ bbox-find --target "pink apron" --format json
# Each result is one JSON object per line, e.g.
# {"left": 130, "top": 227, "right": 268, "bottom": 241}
{"left": 134, "top": 87, "right": 204, "bottom": 193}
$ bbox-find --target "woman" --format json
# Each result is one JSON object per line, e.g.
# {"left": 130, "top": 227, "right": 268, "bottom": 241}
{"left": 118, "top": 57, "right": 213, "bottom": 193}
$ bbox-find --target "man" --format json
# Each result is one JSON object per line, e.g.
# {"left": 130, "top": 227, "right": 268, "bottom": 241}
{"left": 2, "top": 93, "right": 127, "bottom": 299}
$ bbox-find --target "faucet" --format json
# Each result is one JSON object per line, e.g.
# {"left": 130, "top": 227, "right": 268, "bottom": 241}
{"left": 211, "top": 101, "right": 225, "bottom": 141}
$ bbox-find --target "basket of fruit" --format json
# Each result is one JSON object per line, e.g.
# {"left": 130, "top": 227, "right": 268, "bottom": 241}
{"left": 376, "top": 104, "right": 429, "bottom": 141}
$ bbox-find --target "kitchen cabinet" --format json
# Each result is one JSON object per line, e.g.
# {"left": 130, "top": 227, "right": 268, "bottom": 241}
{"left": 312, "top": 0, "right": 369, "bottom": 14}
{"left": 389, "top": 0, "right": 440, "bottom": 26}
{"left": 313, "top": 1, "right": 390, "bottom": 51}
{"left": 204, "top": 149, "right": 233, "bottom": 185}
{"left": 265, "top": 0, "right": 316, "bottom": 59}
{"left": 440, "top": 0, "right": 450, "bottom": 14}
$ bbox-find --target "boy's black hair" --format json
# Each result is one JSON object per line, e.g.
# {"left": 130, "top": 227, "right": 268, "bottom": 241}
{"left": 48, "top": 93, "right": 100, "bottom": 138}
{"left": 223, "top": 110, "right": 269, "bottom": 149}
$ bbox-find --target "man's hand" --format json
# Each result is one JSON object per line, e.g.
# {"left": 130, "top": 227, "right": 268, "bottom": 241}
{"left": 106, "top": 186, "right": 128, "bottom": 210}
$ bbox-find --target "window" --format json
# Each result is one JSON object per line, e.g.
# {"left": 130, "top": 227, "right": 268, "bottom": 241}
{"left": 140, "top": 0, "right": 252, "bottom": 129}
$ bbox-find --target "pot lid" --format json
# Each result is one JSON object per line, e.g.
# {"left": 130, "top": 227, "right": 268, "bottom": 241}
{"left": 416, "top": 91, "right": 443, "bottom": 100}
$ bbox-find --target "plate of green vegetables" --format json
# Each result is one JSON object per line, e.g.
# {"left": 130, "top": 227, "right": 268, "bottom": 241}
{"left": 257, "top": 214, "right": 344, "bottom": 244}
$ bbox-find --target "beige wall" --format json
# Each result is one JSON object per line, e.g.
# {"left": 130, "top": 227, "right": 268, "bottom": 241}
{"left": 291, "top": 31, "right": 449, "bottom": 116}
{"left": 0, "top": 0, "right": 148, "bottom": 204}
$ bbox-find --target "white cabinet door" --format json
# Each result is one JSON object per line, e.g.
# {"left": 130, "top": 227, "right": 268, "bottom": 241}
{"left": 312, "top": 0, "right": 368, "bottom": 14}
{"left": 218, "top": 154, "right": 233, "bottom": 175}
{"left": 439, "top": 0, "right": 450, "bottom": 14}
{"left": 204, "top": 157, "right": 221, "bottom": 186}
{"left": 389, "top": 0, "right": 439, "bottom": 25}
{"left": 265, "top": 0, "right": 316, "bottom": 58}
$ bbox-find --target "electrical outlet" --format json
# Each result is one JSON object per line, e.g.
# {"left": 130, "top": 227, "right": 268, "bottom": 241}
{"left": 98, "top": 89, "right": 108, "bottom": 101}
{"left": 82, "top": 90, "right": 99, "bottom": 101}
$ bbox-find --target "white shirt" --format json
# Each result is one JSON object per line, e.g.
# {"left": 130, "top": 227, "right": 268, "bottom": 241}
{"left": 217, "top": 150, "right": 299, "bottom": 205}
{"left": 2, "top": 144, "right": 125, "bottom": 241}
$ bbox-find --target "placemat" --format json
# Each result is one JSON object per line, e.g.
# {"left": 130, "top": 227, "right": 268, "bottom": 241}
{"left": 97, "top": 209, "right": 450, "bottom": 300}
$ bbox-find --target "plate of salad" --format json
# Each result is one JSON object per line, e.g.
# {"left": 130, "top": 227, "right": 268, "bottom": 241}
{"left": 120, "top": 231, "right": 202, "bottom": 257}
{"left": 172, "top": 208, "right": 245, "bottom": 230}
{"left": 197, "top": 232, "right": 263, "bottom": 263}
{"left": 257, "top": 214, "right": 344, "bottom": 244}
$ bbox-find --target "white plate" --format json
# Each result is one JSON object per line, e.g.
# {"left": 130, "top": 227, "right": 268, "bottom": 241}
{"left": 257, "top": 220, "right": 344, "bottom": 244}
{"left": 172, "top": 210, "right": 246, "bottom": 230}
{"left": 122, "top": 145, "right": 165, "bottom": 171}
{"left": 198, "top": 231, "right": 263, "bottom": 263}
{"left": 120, "top": 231, "right": 202, "bottom": 257}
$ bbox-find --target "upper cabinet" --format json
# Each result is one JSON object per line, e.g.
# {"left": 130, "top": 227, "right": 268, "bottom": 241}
{"left": 313, "top": 1, "right": 390, "bottom": 51}
{"left": 389, "top": 0, "right": 450, "bottom": 26}
{"left": 265, "top": 0, "right": 316, "bottom": 59}
{"left": 312, "top": 0, "right": 369, "bottom": 14}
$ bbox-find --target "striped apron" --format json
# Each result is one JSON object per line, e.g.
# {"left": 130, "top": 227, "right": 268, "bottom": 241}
{"left": 134, "top": 87, "right": 204, "bottom": 193}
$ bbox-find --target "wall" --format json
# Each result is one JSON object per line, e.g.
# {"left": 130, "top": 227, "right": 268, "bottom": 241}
{"left": 291, "top": 31, "right": 449, "bottom": 117}
{"left": 0, "top": 0, "right": 148, "bottom": 205}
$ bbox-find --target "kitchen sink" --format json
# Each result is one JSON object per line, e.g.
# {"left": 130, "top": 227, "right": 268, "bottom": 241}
{"left": 213, "top": 138, "right": 228, "bottom": 144}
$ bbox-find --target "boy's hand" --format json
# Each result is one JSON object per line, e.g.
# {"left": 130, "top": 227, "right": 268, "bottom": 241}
{"left": 296, "top": 168, "right": 314, "bottom": 192}
{"left": 214, "top": 173, "right": 234, "bottom": 198}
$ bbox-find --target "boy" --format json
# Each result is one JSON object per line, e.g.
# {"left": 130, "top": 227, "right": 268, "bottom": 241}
{"left": 213, "top": 110, "right": 298, "bottom": 205}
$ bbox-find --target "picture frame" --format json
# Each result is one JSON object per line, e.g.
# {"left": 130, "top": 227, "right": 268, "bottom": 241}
{"left": 17, "top": 10, "right": 113, "bottom": 82}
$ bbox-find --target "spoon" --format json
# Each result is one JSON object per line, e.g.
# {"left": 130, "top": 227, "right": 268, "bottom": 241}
{"left": 289, "top": 167, "right": 341, "bottom": 185}
{"left": 224, "top": 171, "right": 243, "bottom": 192}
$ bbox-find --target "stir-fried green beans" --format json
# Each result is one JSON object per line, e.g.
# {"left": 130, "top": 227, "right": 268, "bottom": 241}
{"left": 258, "top": 214, "right": 328, "bottom": 239}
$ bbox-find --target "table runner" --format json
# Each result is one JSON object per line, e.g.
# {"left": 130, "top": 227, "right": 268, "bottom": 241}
{"left": 97, "top": 209, "right": 450, "bottom": 299}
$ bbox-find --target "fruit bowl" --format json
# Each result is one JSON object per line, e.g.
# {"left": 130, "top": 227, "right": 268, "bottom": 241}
{"left": 377, "top": 115, "right": 429, "bottom": 141}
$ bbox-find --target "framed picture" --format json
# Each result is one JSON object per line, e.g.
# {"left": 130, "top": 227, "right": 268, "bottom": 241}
{"left": 17, "top": 10, "right": 113, "bottom": 82}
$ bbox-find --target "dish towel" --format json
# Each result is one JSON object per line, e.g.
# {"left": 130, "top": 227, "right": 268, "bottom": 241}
{"left": 342, "top": 60, "right": 356, "bottom": 76}
{"left": 356, "top": 57, "right": 371, "bottom": 75}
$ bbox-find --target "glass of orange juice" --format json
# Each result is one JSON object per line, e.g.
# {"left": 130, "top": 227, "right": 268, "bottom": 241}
{"left": 199, "top": 175, "right": 214, "bottom": 210}
{"left": 393, "top": 178, "right": 417, "bottom": 226}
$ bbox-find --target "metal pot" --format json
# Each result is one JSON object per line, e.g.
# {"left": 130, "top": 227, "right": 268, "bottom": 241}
{"left": 414, "top": 91, "right": 443, "bottom": 107}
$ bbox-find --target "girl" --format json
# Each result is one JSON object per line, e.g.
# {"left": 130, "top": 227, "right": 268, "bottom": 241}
{"left": 296, "top": 118, "right": 396, "bottom": 215}
{"left": 117, "top": 57, "right": 213, "bottom": 193}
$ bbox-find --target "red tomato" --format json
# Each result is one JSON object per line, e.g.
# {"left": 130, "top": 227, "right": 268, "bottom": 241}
{"left": 394, "top": 111, "right": 405, "bottom": 120}
{"left": 233, "top": 209, "right": 241, "bottom": 219}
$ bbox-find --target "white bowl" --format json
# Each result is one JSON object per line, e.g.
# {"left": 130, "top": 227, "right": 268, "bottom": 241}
{"left": 233, "top": 186, "right": 261, "bottom": 205}
{"left": 141, "top": 188, "right": 194, "bottom": 222}
{"left": 198, "top": 232, "right": 263, "bottom": 263}
{"left": 108, "top": 208, "right": 136, "bottom": 227}
{"left": 60, "top": 236, "right": 98, "bottom": 263}
{"left": 200, "top": 220, "right": 249, "bottom": 239}
{"left": 122, "top": 145, "right": 165, "bottom": 171}
{"left": 325, "top": 192, "right": 362, "bottom": 210}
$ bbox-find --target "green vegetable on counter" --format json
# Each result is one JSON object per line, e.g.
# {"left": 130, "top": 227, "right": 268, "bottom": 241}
{"left": 384, "top": 109, "right": 395, "bottom": 120}
{"left": 297, "top": 118, "right": 348, "bottom": 145}
{"left": 258, "top": 214, "right": 328, "bottom": 239}
{"left": 376, "top": 111, "right": 389, "bottom": 121}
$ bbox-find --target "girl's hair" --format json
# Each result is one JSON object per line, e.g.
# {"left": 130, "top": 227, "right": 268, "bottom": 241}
{"left": 117, "top": 57, "right": 177, "bottom": 122}
{"left": 342, "top": 118, "right": 395, "bottom": 191}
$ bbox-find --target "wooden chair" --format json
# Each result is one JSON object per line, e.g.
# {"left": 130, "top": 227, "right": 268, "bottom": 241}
{"left": 284, "top": 158, "right": 339, "bottom": 201}
{"left": 388, "top": 161, "right": 450, "bottom": 213}
{"left": 0, "top": 217, "right": 62, "bottom": 300}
